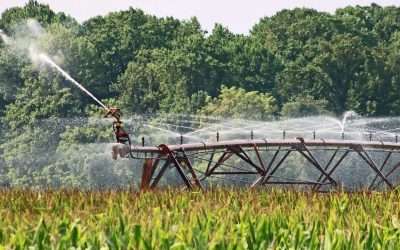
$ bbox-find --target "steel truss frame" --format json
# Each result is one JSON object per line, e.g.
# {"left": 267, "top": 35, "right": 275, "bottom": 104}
{"left": 115, "top": 138, "right": 400, "bottom": 191}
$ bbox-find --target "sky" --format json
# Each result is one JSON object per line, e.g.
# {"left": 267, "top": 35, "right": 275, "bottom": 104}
{"left": 1, "top": 0, "right": 400, "bottom": 34}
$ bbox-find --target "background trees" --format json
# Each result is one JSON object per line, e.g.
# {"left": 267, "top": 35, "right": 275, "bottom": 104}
{"left": 2, "top": 0, "right": 400, "bottom": 186}
{"left": 3, "top": 1, "right": 400, "bottom": 119}
{"left": 200, "top": 86, "right": 277, "bottom": 120}
{"left": 281, "top": 95, "right": 329, "bottom": 118}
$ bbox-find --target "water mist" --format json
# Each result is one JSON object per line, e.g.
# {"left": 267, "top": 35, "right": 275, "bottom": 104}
{"left": 38, "top": 53, "right": 108, "bottom": 110}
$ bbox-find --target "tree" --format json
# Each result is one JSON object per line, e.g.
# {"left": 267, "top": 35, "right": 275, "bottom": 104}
{"left": 0, "top": 47, "right": 27, "bottom": 115}
{"left": 384, "top": 31, "right": 400, "bottom": 115}
{"left": 37, "top": 23, "right": 107, "bottom": 104}
{"left": 1, "top": 0, "right": 75, "bottom": 31}
{"left": 281, "top": 95, "right": 329, "bottom": 118}
{"left": 206, "top": 25, "right": 282, "bottom": 95}
{"left": 3, "top": 66, "right": 81, "bottom": 130}
{"left": 115, "top": 47, "right": 216, "bottom": 115}
{"left": 200, "top": 86, "right": 277, "bottom": 120}
{"left": 81, "top": 9, "right": 148, "bottom": 88}
{"left": 276, "top": 61, "right": 331, "bottom": 106}
{"left": 312, "top": 35, "right": 367, "bottom": 113}
{"left": 81, "top": 8, "right": 184, "bottom": 93}
{"left": 113, "top": 49, "right": 169, "bottom": 114}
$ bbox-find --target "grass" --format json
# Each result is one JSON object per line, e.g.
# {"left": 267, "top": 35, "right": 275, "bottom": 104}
{"left": 0, "top": 188, "right": 399, "bottom": 249}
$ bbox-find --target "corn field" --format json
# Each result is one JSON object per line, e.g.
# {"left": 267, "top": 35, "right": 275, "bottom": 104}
{"left": 0, "top": 188, "right": 400, "bottom": 249}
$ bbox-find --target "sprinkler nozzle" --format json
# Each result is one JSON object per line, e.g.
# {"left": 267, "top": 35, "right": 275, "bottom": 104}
{"left": 105, "top": 107, "right": 131, "bottom": 145}
{"left": 104, "top": 107, "right": 122, "bottom": 122}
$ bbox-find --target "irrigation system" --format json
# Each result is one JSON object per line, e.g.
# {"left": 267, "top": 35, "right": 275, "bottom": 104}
{"left": 112, "top": 137, "right": 400, "bottom": 191}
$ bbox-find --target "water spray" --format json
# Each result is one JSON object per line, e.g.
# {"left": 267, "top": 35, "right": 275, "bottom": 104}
{"left": 0, "top": 29, "right": 12, "bottom": 45}
{"left": 37, "top": 54, "right": 132, "bottom": 149}
{"left": 1, "top": 30, "right": 108, "bottom": 111}
{"left": 39, "top": 54, "right": 108, "bottom": 110}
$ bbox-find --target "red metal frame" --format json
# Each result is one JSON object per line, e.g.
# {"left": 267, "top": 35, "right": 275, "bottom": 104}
{"left": 111, "top": 138, "right": 400, "bottom": 191}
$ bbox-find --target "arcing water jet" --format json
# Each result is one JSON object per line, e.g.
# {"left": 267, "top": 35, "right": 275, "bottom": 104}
{"left": 0, "top": 28, "right": 131, "bottom": 149}
{"left": 38, "top": 54, "right": 132, "bottom": 146}
{"left": 340, "top": 110, "right": 357, "bottom": 132}
{"left": 38, "top": 54, "right": 108, "bottom": 110}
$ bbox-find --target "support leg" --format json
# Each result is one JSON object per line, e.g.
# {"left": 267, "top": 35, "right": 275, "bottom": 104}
{"left": 313, "top": 150, "right": 350, "bottom": 191}
{"left": 369, "top": 152, "right": 392, "bottom": 190}
{"left": 356, "top": 148, "right": 393, "bottom": 189}
{"left": 150, "top": 159, "right": 170, "bottom": 188}
{"left": 169, "top": 152, "right": 194, "bottom": 189}
{"left": 314, "top": 149, "right": 339, "bottom": 184}
{"left": 206, "top": 151, "right": 234, "bottom": 176}
{"left": 261, "top": 150, "right": 292, "bottom": 185}
{"left": 374, "top": 161, "right": 400, "bottom": 188}
{"left": 181, "top": 149, "right": 204, "bottom": 190}
{"left": 140, "top": 159, "right": 157, "bottom": 191}
{"left": 253, "top": 144, "right": 266, "bottom": 172}
{"left": 297, "top": 147, "right": 337, "bottom": 187}
{"left": 228, "top": 146, "right": 264, "bottom": 174}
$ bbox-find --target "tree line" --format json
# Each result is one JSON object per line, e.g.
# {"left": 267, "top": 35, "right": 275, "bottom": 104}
{"left": 2, "top": 1, "right": 400, "bottom": 121}
{"left": 1, "top": 1, "right": 400, "bottom": 186}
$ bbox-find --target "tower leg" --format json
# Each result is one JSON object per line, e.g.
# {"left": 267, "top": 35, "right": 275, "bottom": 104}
{"left": 141, "top": 159, "right": 154, "bottom": 190}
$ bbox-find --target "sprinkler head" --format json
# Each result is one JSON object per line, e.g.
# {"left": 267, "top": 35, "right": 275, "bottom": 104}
{"left": 105, "top": 107, "right": 122, "bottom": 121}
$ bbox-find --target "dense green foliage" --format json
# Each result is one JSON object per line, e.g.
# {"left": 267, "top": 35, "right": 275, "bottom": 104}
{"left": 200, "top": 86, "right": 277, "bottom": 119}
{"left": 2, "top": 1, "right": 400, "bottom": 119}
{"left": 2, "top": 1, "right": 400, "bottom": 186}
{"left": 0, "top": 188, "right": 399, "bottom": 249}
{"left": 281, "top": 95, "right": 329, "bottom": 118}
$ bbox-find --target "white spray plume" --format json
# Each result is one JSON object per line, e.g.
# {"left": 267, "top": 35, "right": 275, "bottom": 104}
{"left": 39, "top": 53, "right": 108, "bottom": 109}
{"left": 0, "top": 29, "right": 12, "bottom": 45}
{"left": 26, "top": 19, "right": 44, "bottom": 38}
{"left": 0, "top": 19, "right": 108, "bottom": 110}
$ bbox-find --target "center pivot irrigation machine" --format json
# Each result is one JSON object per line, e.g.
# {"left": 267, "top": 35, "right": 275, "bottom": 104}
{"left": 42, "top": 76, "right": 400, "bottom": 192}
{"left": 112, "top": 138, "right": 400, "bottom": 192}
{"left": 101, "top": 104, "right": 400, "bottom": 192}
{"left": 68, "top": 82, "right": 400, "bottom": 192}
